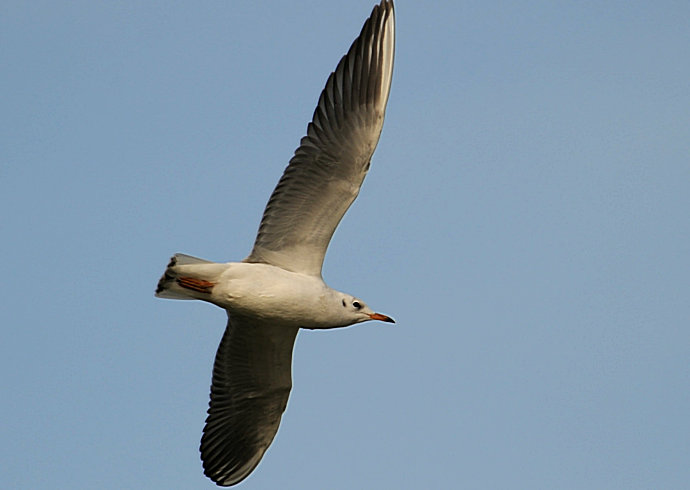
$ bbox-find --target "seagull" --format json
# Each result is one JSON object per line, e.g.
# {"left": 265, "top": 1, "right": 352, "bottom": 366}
{"left": 156, "top": 1, "right": 395, "bottom": 486}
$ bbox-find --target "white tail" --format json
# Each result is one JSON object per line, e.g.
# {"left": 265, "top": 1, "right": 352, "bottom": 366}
{"left": 155, "top": 253, "right": 226, "bottom": 300}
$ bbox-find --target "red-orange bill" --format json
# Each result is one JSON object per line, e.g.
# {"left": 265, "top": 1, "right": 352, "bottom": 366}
{"left": 369, "top": 313, "right": 395, "bottom": 323}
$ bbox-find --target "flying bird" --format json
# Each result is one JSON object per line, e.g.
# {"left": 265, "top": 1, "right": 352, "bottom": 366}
{"left": 156, "top": 1, "right": 395, "bottom": 485}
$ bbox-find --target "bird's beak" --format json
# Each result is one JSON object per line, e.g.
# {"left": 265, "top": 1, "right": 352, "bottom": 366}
{"left": 369, "top": 313, "right": 395, "bottom": 323}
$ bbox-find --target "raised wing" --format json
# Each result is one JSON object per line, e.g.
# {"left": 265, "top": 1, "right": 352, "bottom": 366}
{"left": 200, "top": 314, "right": 299, "bottom": 486}
{"left": 245, "top": 1, "right": 395, "bottom": 276}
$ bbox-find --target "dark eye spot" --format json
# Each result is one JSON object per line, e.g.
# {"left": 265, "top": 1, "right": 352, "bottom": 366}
{"left": 342, "top": 299, "right": 346, "bottom": 307}
{"left": 353, "top": 301, "right": 361, "bottom": 309}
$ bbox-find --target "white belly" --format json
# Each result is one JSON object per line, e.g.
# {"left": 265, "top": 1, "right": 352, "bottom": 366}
{"left": 211, "top": 262, "right": 332, "bottom": 328}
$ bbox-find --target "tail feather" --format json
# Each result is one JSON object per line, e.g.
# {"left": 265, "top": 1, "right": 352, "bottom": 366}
{"left": 155, "top": 253, "right": 225, "bottom": 300}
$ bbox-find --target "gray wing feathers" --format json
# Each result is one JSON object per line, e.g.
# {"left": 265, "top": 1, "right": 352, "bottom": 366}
{"left": 200, "top": 314, "right": 299, "bottom": 486}
{"left": 246, "top": 1, "right": 395, "bottom": 275}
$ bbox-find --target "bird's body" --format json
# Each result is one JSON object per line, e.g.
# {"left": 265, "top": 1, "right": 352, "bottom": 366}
{"left": 158, "top": 256, "right": 373, "bottom": 329}
{"left": 156, "top": 0, "right": 395, "bottom": 486}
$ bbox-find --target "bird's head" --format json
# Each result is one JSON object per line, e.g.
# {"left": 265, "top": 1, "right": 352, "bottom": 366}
{"left": 339, "top": 294, "right": 395, "bottom": 325}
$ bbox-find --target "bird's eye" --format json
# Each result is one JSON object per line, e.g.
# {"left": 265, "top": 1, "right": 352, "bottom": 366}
{"left": 352, "top": 301, "right": 361, "bottom": 309}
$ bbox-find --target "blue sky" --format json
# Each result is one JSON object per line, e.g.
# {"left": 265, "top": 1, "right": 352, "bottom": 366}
{"left": 2, "top": 1, "right": 689, "bottom": 488}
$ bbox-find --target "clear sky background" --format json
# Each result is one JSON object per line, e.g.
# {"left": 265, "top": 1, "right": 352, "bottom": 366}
{"left": 2, "top": 1, "right": 689, "bottom": 488}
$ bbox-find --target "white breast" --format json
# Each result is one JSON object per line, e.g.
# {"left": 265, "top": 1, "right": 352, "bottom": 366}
{"left": 211, "top": 262, "right": 335, "bottom": 327}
